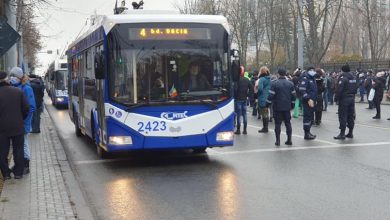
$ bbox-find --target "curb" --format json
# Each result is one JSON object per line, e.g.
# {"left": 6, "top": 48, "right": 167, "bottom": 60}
{"left": 45, "top": 105, "right": 96, "bottom": 220}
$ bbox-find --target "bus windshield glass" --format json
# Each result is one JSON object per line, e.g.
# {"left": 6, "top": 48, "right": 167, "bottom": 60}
{"left": 107, "top": 23, "right": 230, "bottom": 106}
{"left": 55, "top": 70, "right": 68, "bottom": 90}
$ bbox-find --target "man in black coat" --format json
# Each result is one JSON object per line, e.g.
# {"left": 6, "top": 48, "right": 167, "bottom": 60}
{"left": 372, "top": 71, "right": 386, "bottom": 119}
{"left": 334, "top": 65, "right": 357, "bottom": 140}
{"left": 266, "top": 68, "right": 296, "bottom": 146}
{"left": 30, "top": 74, "right": 45, "bottom": 133}
{"left": 0, "top": 71, "right": 30, "bottom": 179}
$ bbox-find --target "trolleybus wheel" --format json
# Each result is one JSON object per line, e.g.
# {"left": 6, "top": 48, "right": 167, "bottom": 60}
{"left": 193, "top": 148, "right": 207, "bottom": 154}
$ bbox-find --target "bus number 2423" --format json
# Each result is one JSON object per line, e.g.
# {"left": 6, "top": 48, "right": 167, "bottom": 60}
{"left": 137, "top": 121, "right": 167, "bottom": 132}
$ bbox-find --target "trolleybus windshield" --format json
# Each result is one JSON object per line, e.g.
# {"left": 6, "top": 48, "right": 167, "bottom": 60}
{"left": 55, "top": 70, "right": 68, "bottom": 90}
{"left": 107, "top": 23, "right": 230, "bottom": 106}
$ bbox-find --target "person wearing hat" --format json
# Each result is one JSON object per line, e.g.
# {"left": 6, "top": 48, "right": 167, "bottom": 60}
{"left": 9, "top": 67, "right": 36, "bottom": 174}
{"left": 334, "top": 64, "right": 357, "bottom": 139}
{"left": 266, "top": 68, "right": 296, "bottom": 146}
{"left": 298, "top": 66, "right": 318, "bottom": 140}
{"left": 372, "top": 71, "right": 386, "bottom": 119}
{"left": 0, "top": 71, "right": 30, "bottom": 179}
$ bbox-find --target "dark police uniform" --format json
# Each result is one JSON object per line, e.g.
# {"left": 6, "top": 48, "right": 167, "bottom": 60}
{"left": 334, "top": 71, "right": 357, "bottom": 139}
{"left": 267, "top": 76, "right": 296, "bottom": 146}
{"left": 298, "top": 72, "right": 318, "bottom": 139}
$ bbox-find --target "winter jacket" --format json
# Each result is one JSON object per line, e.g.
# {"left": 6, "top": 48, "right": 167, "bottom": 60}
{"left": 15, "top": 82, "right": 36, "bottom": 133}
{"left": 234, "top": 76, "right": 254, "bottom": 101}
{"left": 0, "top": 82, "right": 30, "bottom": 136}
{"left": 267, "top": 76, "right": 296, "bottom": 111}
{"left": 373, "top": 76, "right": 386, "bottom": 100}
{"left": 257, "top": 75, "right": 271, "bottom": 108}
{"left": 30, "top": 78, "right": 45, "bottom": 109}
{"left": 299, "top": 73, "right": 318, "bottom": 102}
{"left": 335, "top": 71, "right": 357, "bottom": 102}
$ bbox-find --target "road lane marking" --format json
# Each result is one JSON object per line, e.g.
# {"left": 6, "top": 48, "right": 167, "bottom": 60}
{"left": 212, "top": 141, "right": 390, "bottom": 155}
{"left": 73, "top": 141, "right": 390, "bottom": 165}
{"left": 246, "top": 124, "right": 337, "bottom": 145}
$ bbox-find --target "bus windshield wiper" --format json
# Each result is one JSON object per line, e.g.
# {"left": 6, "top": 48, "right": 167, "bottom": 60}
{"left": 125, "top": 103, "right": 149, "bottom": 112}
{"left": 179, "top": 94, "right": 218, "bottom": 109}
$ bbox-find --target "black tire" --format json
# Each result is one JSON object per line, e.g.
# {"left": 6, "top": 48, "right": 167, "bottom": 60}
{"left": 74, "top": 113, "right": 82, "bottom": 137}
{"left": 91, "top": 116, "right": 109, "bottom": 159}
{"left": 193, "top": 148, "right": 207, "bottom": 154}
{"left": 97, "top": 145, "right": 109, "bottom": 159}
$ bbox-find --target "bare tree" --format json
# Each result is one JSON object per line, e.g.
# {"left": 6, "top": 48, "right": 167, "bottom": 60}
{"left": 297, "top": 0, "right": 343, "bottom": 65}
{"left": 248, "top": 0, "right": 266, "bottom": 70}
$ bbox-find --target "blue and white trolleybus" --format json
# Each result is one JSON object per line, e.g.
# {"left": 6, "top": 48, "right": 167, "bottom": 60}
{"left": 66, "top": 10, "right": 239, "bottom": 157}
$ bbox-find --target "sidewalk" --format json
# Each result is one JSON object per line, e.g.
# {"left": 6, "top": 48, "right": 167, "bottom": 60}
{"left": 0, "top": 111, "right": 76, "bottom": 220}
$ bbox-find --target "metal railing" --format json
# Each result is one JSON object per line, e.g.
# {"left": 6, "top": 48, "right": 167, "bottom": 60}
{"left": 320, "top": 60, "right": 390, "bottom": 72}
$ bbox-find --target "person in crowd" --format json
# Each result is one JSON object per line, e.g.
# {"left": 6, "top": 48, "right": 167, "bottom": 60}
{"left": 314, "top": 69, "right": 325, "bottom": 125}
{"left": 266, "top": 68, "right": 296, "bottom": 146}
{"left": 0, "top": 71, "right": 30, "bottom": 179}
{"left": 181, "top": 62, "right": 211, "bottom": 91}
{"left": 251, "top": 70, "right": 259, "bottom": 118}
{"left": 292, "top": 69, "right": 303, "bottom": 118}
{"left": 269, "top": 73, "right": 278, "bottom": 122}
{"left": 323, "top": 72, "right": 331, "bottom": 111}
{"left": 29, "top": 74, "right": 45, "bottom": 133}
{"left": 257, "top": 66, "right": 271, "bottom": 133}
{"left": 364, "top": 70, "right": 374, "bottom": 109}
{"left": 299, "top": 66, "right": 318, "bottom": 140}
{"left": 357, "top": 73, "right": 366, "bottom": 102}
{"left": 334, "top": 65, "right": 357, "bottom": 140}
{"left": 328, "top": 72, "right": 337, "bottom": 105}
{"left": 234, "top": 66, "right": 253, "bottom": 135}
{"left": 372, "top": 71, "right": 386, "bottom": 119}
{"left": 9, "top": 67, "right": 36, "bottom": 174}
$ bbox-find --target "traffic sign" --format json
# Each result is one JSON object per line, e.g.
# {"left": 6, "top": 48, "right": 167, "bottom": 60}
{"left": 0, "top": 18, "right": 20, "bottom": 57}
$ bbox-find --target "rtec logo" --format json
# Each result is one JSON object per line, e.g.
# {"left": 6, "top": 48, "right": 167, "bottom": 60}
{"left": 161, "top": 111, "right": 188, "bottom": 120}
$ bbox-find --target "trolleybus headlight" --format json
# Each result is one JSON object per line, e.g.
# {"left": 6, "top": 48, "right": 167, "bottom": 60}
{"left": 56, "top": 97, "right": 64, "bottom": 102}
{"left": 109, "top": 136, "right": 133, "bottom": 145}
{"left": 216, "top": 131, "right": 234, "bottom": 142}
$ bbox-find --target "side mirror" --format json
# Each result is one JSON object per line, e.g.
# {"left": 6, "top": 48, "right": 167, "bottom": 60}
{"left": 95, "top": 53, "right": 105, "bottom": 79}
{"left": 231, "top": 60, "right": 240, "bottom": 82}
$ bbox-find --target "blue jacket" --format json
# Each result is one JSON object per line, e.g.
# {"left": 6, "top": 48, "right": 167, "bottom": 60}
{"left": 16, "top": 83, "right": 36, "bottom": 133}
{"left": 299, "top": 73, "right": 318, "bottom": 102}
{"left": 257, "top": 75, "right": 271, "bottom": 108}
{"left": 266, "top": 76, "right": 296, "bottom": 111}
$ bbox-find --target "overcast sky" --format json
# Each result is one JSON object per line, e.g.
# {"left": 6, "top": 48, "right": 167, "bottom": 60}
{"left": 36, "top": 0, "right": 178, "bottom": 73}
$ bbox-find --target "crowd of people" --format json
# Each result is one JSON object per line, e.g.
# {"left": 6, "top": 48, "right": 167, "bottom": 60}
{"left": 0, "top": 67, "right": 44, "bottom": 180}
{"left": 234, "top": 64, "right": 390, "bottom": 146}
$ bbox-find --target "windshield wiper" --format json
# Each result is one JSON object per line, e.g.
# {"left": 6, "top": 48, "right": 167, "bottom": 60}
{"left": 125, "top": 103, "right": 149, "bottom": 112}
{"left": 179, "top": 94, "right": 218, "bottom": 109}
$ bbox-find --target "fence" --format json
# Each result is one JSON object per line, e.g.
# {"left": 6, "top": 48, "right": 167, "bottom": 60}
{"left": 320, "top": 60, "right": 390, "bottom": 72}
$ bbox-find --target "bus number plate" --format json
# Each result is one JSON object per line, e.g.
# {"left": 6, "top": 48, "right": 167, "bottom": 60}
{"left": 137, "top": 121, "right": 167, "bottom": 132}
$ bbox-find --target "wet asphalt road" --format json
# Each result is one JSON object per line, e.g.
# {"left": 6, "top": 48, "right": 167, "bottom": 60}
{"left": 45, "top": 97, "right": 390, "bottom": 220}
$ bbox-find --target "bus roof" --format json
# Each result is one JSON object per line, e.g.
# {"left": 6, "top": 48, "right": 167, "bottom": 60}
{"left": 68, "top": 12, "right": 229, "bottom": 51}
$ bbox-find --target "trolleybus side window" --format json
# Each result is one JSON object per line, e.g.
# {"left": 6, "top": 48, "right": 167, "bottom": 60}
{"left": 84, "top": 48, "right": 97, "bottom": 101}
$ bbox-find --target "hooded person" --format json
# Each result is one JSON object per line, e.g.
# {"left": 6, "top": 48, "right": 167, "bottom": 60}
{"left": 0, "top": 71, "right": 30, "bottom": 179}
{"left": 9, "top": 67, "right": 36, "bottom": 174}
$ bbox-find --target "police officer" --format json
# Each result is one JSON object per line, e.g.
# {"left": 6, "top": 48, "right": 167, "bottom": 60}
{"left": 266, "top": 68, "right": 296, "bottom": 146}
{"left": 334, "top": 64, "right": 357, "bottom": 139}
{"left": 299, "top": 67, "right": 318, "bottom": 140}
